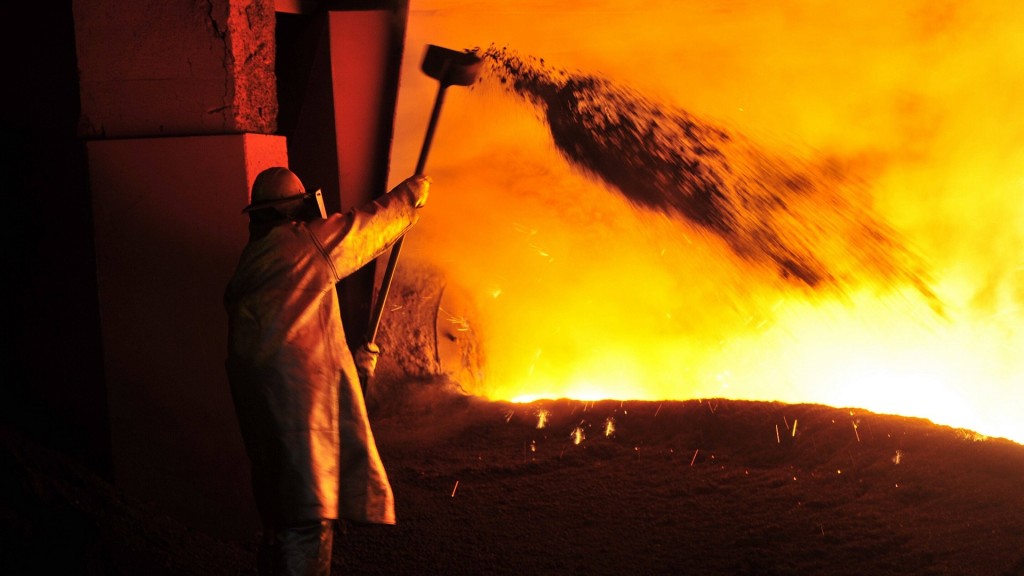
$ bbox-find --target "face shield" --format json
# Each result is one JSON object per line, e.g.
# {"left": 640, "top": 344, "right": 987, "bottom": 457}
{"left": 309, "top": 189, "right": 326, "bottom": 219}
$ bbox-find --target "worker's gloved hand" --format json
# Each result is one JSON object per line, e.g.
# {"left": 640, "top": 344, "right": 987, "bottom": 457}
{"left": 355, "top": 341, "right": 382, "bottom": 381}
{"left": 396, "top": 174, "right": 430, "bottom": 208}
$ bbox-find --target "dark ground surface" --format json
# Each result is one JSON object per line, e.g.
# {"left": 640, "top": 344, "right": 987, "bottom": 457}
{"left": 3, "top": 388, "right": 1024, "bottom": 576}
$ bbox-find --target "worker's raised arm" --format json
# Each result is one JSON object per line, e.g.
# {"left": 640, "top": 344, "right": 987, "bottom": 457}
{"left": 310, "top": 175, "right": 430, "bottom": 279}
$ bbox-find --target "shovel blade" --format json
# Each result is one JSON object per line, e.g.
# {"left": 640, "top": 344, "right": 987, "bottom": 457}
{"left": 421, "top": 44, "right": 482, "bottom": 87}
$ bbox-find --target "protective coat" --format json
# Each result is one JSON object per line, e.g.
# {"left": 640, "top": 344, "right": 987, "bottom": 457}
{"left": 225, "top": 179, "right": 421, "bottom": 526}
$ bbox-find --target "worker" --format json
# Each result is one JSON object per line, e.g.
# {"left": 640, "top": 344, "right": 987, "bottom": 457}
{"left": 224, "top": 166, "right": 429, "bottom": 575}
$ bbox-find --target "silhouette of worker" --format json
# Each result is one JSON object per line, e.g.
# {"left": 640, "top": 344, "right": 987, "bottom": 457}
{"left": 224, "top": 166, "right": 428, "bottom": 575}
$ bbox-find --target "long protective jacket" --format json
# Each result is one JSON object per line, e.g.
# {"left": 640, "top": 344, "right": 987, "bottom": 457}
{"left": 224, "top": 180, "right": 420, "bottom": 526}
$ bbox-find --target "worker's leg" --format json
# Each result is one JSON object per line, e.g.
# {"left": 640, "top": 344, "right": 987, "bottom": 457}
{"left": 258, "top": 520, "right": 334, "bottom": 576}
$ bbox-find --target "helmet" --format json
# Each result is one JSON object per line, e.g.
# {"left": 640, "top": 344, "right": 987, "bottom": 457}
{"left": 243, "top": 167, "right": 305, "bottom": 213}
{"left": 243, "top": 167, "right": 326, "bottom": 219}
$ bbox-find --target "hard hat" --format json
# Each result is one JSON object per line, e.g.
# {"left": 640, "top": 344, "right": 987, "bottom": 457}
{"left": 242, "top": 167, "right": 307, "bottom": 213}
{"left": 241, "top": 168, "right": 325, "bottom": 219}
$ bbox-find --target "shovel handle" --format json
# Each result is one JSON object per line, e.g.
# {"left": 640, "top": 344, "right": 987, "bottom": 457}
{"left": 416, "top": 83, "right": 449, "bottom": 175}
{"left": 366, "top": 84, "right": 449, "bottom": 344}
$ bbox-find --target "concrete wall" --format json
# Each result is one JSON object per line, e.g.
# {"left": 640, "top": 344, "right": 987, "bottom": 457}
{"left": 72, "top": 0, "right": 282, "bottom": 539}
{"left": 73, "top": 0, "right": 277, "bottom": 137}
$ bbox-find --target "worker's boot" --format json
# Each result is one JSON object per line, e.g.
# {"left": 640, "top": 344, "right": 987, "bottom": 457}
{"left": 259, "top": 520, "right": 334, "bottom": 576}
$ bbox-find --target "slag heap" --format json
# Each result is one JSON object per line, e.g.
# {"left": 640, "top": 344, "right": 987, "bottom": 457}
{"left": 476, "top": 46, "right": 940, "bottom": 310}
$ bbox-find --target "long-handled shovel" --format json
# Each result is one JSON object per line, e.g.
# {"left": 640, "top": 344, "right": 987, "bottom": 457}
{"left": 362, "top": 44, "right": 481, "bottom": 389}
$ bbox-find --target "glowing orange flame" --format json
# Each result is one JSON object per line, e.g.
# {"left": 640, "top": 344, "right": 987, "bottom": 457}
{"left": 394, "top": 1, "right": 1024, "bottom": 445}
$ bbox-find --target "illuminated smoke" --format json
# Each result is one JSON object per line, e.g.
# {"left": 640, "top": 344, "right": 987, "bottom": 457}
{"left": 393, "top": 1, "right": 1024, "bottom": 444}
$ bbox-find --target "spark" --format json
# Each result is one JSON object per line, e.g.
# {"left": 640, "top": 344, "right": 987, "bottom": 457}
{"left": 892, "top": 450, "right": 903, "bottom": 465}
{"left": 528, "top": 243, "right": 553, "bottom": 261}
{"left": 536, "top": 409, "right": 550, "bottom": 429}
{"left": 654, "top": 403, "right": 662, "bottom": 417}
{"left": 572, "top": 426, "right": 585, "bottom": 445}
{"left": 451, "top": 480, "right": 459, "bottom": 498}
{"left": 792, "top": 419, "right": 798, "bottom": 437}
{"left": 439, "top": 307, "right": 471, "bottom": 332}
{"left": 512, "top": 222, "right": 537, "bottom": 236}
{"left": 775, "top": 424, "right": 781, "bottom": 444}
{"left": 604, "top": 417, "right": 616, "bottom": 437}
{"left": 690, "top": 449, "right": 699, "bottom": 466}
{"left": 852, "top": 420, "right": 861, "bottom": 442}
{"left": 504, "top": 410, "right": 514, "bottom": 423}
{"left": 524, "top": 441, "right": 536, "bottom": 462}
